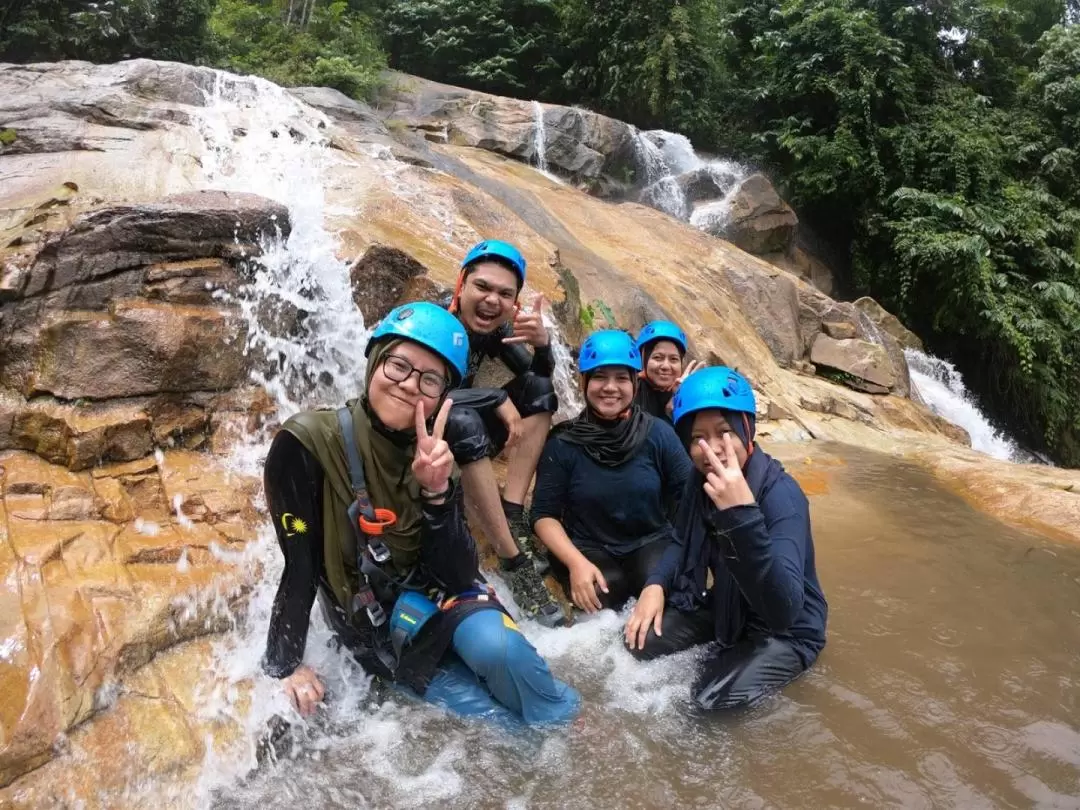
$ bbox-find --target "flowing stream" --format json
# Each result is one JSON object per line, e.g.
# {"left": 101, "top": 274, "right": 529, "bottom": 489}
{"left": 125, "top": 73, "right": 1080, "bottom": 809}
{"left": 905, "top": 349, "right": 1027, "bottom": 462}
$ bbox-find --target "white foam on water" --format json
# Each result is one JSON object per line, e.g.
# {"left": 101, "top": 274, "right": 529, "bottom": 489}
{"left": 634, "top": 128, "right": 749, "bottom": 232}
{"left": 531, "top": 100, "right": 549, "bottom": 175}
{"left": 905, "top": 348, "right": 1023, "bottom": 461}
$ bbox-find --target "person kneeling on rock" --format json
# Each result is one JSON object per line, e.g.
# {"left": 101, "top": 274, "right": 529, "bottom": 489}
{"left": 624, "top": 366, "right": 828, "bottom": 710}
{"left": 261, "top": 302, "right": 580, "bottom": 726}
{"left": 531, "top": 330, "right": 692, "bottom": 614}
{"left": 440, "top": 239, "right": 565, "bottom": 628}
{"left": 633, "top": 319, "right": 704, "bottom": 423}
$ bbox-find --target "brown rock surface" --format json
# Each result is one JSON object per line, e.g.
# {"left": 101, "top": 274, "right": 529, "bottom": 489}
{"left": 719, "top": 174, "right": 799, "bottom": 255}
{"left": 811, "top": 334, "right": 898, "bottom": 390}
{"left": 350, "top": 243, "right": 432, "bottom": 324}
{"left": 0, "top": 449, "right": 260, "bottom": 788}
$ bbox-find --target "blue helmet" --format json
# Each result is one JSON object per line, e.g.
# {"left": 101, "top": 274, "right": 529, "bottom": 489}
{"left": 366, "top": 302, "right": 469, "bottom": 387}
{"left": 671, "top": 366, "right": 756, "bottom": 427}
{"left": 636, "top": 320, "right": 688, "bottom": 355}
{"left": 578, "top": 330, "right": 642, "bottom": 374}
{"left": 461, "top": 239, "right": 527, "bottom": 286}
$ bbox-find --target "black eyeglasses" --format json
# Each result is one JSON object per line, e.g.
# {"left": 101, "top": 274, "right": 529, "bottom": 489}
{"left": 382, "top": 354, "right": 450, "bottom": 398}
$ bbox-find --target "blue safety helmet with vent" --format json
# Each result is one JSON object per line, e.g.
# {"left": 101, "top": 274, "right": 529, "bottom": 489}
{"left": 578, "top": 330, "right": 642, "bottom": 374}
{"left": 671, "top": 366, "right": 756, "bottom": 427}
{"left": 636, "top": 320, "right": 688, "bottom": 356}
{"left": 461, "top": 239, "right": 527, "bottom": 287}
{"left": 366, "top": 302, "right": 469, "bottom": 388}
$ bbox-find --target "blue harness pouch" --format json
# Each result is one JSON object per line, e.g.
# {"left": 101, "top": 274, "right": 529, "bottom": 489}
{"left": 389, "top": 590, "right": 440, "bottom": 657}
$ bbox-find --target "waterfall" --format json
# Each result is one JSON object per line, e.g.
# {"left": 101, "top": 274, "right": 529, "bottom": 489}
{"left": 530, "top": 100, "right": 549, "bottom": 175}
{"left": 542, "top": 311, "right": 585, "bottom": 422}
{"left": 631, "top": 128, "right": 748, "bottom": 231}
{"left": 904, "top": 349, "right": 1026, "bottom": 462}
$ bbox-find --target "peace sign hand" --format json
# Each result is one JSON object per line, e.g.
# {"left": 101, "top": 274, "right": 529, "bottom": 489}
{"left": 699, "top": 433, "right": 755, "bottom": 511}
{"left": 412, "top": 398, "right": 454, "bottom": 495}
{"left": 676, "top": 359, "right": 705, "bottom": 387}
{"left": 502, "top": 293, "right": 549, "bottom": 348}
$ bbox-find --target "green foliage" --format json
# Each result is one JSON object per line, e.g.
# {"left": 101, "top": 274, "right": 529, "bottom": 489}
{"left": 0, "top": 129, "right": 16, "bottom": 145}
{"left": 0, "top": 0, "right": 216, "bottom": 62}
{"left": 556, "top": 0, "right": 724, "bottom": 143}
{"left": 381, "top": 0, "right": 564, "bottom": 99}
{"left": 210, "top": 0, "right": 385, "bottom": 98}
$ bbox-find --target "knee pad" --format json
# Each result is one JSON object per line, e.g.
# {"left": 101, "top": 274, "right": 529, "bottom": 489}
{"left": 505, "top": 372, "right": 558, "bottom": 418}
{"left": 445, "top": 405, "right": 493, "bottom": 465}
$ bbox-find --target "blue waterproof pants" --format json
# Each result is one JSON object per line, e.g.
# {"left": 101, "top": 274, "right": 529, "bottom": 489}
{"left": 419, "top": 610, "right": 580, "bottom": 727}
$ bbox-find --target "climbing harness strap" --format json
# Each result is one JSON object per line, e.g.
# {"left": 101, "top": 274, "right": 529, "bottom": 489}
{"left": 337, "top": 406, "right": 398, "bottom": 629}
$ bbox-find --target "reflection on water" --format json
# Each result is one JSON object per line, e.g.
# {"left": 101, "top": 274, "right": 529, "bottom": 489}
{"left": 215, "top": 443, "right": 1080, "bottom": 809}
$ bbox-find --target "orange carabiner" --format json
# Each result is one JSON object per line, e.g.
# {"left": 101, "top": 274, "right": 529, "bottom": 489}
{"left": 358, "top": 507, "right": 397, "bottom": 535}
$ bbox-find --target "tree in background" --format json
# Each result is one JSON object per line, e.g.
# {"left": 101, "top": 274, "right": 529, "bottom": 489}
{"left": 0, "top": 0, "right": 216, "bottom": 62}
{"left": 380, "top": 0, "right": 563, "bottom": 100}
{"left": 211, "top": 0, "right": 385, "bottom": 98}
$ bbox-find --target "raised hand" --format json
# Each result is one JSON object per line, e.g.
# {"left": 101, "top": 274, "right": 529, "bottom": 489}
{"left": 699, "top": 433, "right": 755, "bottom": 511}
{"left": 412, "top": 398, "right": 454, "bottom": 495}
{"left": 676, "top": 359, "right": 705, "bottom": 386}
{"left": 502, "top": 293, "right": 550, "bottom": 348}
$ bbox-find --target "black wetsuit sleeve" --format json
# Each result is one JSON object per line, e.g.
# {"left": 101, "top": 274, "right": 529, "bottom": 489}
{"left": 705, "top": 483, "right": 810, "bottom": 634}
{"left": 262, "top": 430, "right": 325, "bottom": 679}
{"left": 498, "top": 340, "right": 555, "bottom": 378}
{"left": 644, "top": 522, "right": 685, "bottom": 593}
{"left": 419, "top": 483, "right": 481, "bottom": 595}
{"left": 530, "top": 436, "right": 569, "bottom": 524}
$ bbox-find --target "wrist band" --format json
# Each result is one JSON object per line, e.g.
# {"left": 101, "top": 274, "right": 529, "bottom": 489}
{"left": 420, "top": 485, "right": 450, "bottom": 501}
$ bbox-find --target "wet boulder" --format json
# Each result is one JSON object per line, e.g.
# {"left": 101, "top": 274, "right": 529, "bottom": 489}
{"left": 20, "top": 190, "right": 288, "bottom": 298}
{"left": 810, "top": 334, "right": 897, "bottom": 391}
{"left": 349, "top": 244, "right": 432, "bottom": 324}
{"left": 720, "top": 174, "right": 798, "bottom": 255}
{"left": 854, "top": 296, "right": 924, "bottom": 352}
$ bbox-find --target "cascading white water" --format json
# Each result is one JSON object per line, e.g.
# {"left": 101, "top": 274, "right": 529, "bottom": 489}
{"left": 904, "top": 348, "right": 1023, "bottom": 462}
{"left": 542, "top": 311, "right": 585, "bottom": 422}
{"left": 531, "top": 100, "right": 549, "bottom": 175}
{"left": 632, "top": 129, "right": 748, "bottom": 231}
{"left": 156, "top": 70, "right": 698, "bottom": 809}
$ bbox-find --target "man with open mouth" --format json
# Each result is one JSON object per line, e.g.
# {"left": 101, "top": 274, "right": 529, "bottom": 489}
{"left": 441, "top": 239, "right": 565, "bottom": 628}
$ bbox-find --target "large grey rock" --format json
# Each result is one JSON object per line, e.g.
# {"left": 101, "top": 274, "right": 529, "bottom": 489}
{"left": 796, "top": 281, "right": 910, "bottom": 396}
{"left": 350, "top": 244, "right": 431, "bottom": 324}
{"left": 20, "top": 191, "right": 288, "bottom": 298}
{"left": 722, "top": 264, "right": 802, "bottom": 368}
{"left": 379, "top": 73, "right": 640, "bottom": 194}
{"left": 854, "top": 296, "right": 924, "bottom": 351}
{"left": 811, "top": 334, "right": 897, "bottom": 390}
{"left": 723, "top": 174, "right": 798, "bottom": 255}
{"left": 15, "top": 301, "right": 249, "bottom": 400}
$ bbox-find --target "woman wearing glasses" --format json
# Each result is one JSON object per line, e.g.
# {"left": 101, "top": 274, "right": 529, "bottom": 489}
{"left": 261, "top": 302, "right": 579, "bottom": 726}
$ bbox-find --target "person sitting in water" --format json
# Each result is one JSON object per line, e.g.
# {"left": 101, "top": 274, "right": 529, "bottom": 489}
{"left": 261, "top": 302, "right": 579, "bottom": 726}
{"left": 633, "top": 320, "right": 704, "bottom": 422}
{"left": 624, "top": 366, "right": 827, "bottom": 710}
{"left": 441, "top": 239, "right": 564, "bottom": 628}
{"left": 531, "top": 330, "right": 692, "bottom": 614}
